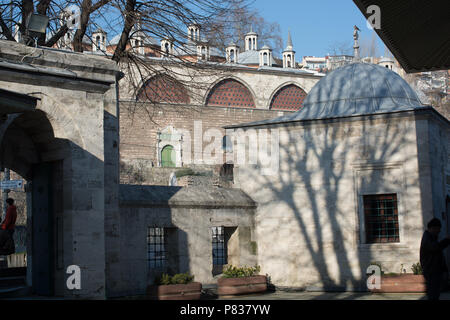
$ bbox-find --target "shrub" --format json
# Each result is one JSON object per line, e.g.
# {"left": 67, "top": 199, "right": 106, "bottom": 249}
{"left": 222, "top": 265, "right": 261, "bottom": 278}
{"left": 411, "top": 262, "right": 422, "bottom": 275}
{"left": 156, "top": 272, "right": 194, "bottom": 285}
{"left": 171, "top": 272, "right": 195, "bottom": 284}
{"left": 158, "top": 273, "right": 172, "bottom": 285}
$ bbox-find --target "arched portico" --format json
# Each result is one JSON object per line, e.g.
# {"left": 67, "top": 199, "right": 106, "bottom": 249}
{"left": 0, "top": 109, "right": 70, "bottom": 296}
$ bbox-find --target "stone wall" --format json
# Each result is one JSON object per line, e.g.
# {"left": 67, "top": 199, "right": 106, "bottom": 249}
{"left": 421, "top": 111, "right": 450, "bottom": 267}
{"left": 119, "top": 102, "right": 294, "bottom": 187}
{"left": 0, "top": 40, "right": 121, "bottom": 298}
{"left": 232, "top": 110, "right": 444, "bottom": 291}
{"left": 116, "top": 184, "right": 256, "bottom": 297}
{"left": 118, "top": 61, "right": 323, "bottom": 187}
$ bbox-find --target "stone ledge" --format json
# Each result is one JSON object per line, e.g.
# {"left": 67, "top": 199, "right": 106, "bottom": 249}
{"left": 0, "top": 40, "right": 122, "bottom": 84}
{"left": 119, "top": 184, "right": 256, "bottom": 208}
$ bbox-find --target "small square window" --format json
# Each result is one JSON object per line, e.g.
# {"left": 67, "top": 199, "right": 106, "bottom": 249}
{"left": 363, "top": 194, "right": 400, "bottom": 243}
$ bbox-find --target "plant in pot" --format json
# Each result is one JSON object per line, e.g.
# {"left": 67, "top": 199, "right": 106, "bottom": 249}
{"left": 146, "top": 272, "right": 202, "bottom": 300}
{"left": 217, "top": 265, "right": 268, "bottom": 297}
{"left": 368, "top": 262, "right": 425, "bottom": 293}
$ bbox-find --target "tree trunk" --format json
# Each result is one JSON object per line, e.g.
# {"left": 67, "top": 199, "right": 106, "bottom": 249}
{"left": 20, "top": 0, "right": 34, "bottom": 43}
{"left": 112, "top": 0, "right": 136, "bottom": 62}
{"left": 73, "top": 0, "right": 91, "bottom": 52}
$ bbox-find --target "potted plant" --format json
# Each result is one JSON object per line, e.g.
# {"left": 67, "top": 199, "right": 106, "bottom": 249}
{"left": 146, "top": 272, "right": 202, "bottom": 300}
{"left": 369, "top": 262, "right": 425, "bottom": 293}
{"left": 217, "top": 265, "right": 267, "bottom": 297}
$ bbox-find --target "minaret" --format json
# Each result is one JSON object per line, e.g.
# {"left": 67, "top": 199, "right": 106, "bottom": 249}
{"left": 244, "top": 26, "right": 258, "bottom": 51}
{"left": 282, "top": 30, "right": 295, "bottom": 68}
{"left": 353, "top": 25, "right": 360, "bottom": 61}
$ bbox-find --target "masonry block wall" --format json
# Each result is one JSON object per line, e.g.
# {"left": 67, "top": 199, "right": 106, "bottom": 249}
{"left": 117, "top": 185, "right": 256, "bottom": 297}
{"left": 120, "top": 102, "right": 289, "bottom": 167}
{"left": 118, "top": 63, "right": 323, "bottom": 186}
{"left": 0, "top": 40, "right": 121, "bottom": 299}
{"left": 232, "top": 111, "right": 445, "bottom": 291}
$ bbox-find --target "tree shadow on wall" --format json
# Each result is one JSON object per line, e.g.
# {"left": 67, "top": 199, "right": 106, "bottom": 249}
{"left": 238, "top": 82, "right": 425, "bottom": 297}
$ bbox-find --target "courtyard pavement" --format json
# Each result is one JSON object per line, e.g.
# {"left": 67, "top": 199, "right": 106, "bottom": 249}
{"left": 217, "top": 290, "right": 450, "bottom": 300}
{"left": 3, "top": 289, "right": 450, "bottom": 300}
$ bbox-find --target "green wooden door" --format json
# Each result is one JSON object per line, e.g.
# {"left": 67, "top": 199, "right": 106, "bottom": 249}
{"left": 161, "top": 145, "right": 176, "bottom": 167}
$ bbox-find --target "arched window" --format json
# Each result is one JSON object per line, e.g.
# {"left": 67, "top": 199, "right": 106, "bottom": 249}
{"left": 165, "top": 42, "right": 170, "bottom": 54}
{"left": 137, "top": 74, "right": 190, "bottom": 103}
{"left": 270, "top": 84, "right": 307, "bottom": 111}
{"left": 263, "top": 52, "right": 268, "bottom": 66}
{"left": 206, "top": 79, "right": 255, "bottom": 108}
{"left": 161, "top": 145, "right": 176, "bottom": 167}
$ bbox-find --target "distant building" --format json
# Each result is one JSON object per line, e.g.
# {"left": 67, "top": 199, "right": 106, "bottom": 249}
{"left": 327, "top": 55, "right": 355, "bottom": 71}
{"left": 301, "top": 56, "right": 328, "bottom": 71}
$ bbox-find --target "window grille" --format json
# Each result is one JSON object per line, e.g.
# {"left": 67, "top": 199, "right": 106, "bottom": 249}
{"left": 212, "top": 226, "right": 227, "bottom": 265}
{"left": 148, "top": 227, "right": 166, "bottom": 269}
{"left": 363, "top": 194, "right": 400, "bottom": 243}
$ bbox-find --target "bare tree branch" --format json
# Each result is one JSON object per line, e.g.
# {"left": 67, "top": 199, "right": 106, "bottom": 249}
{"left": 112, "top": 0, "right": 136, "bottom": 62}
{"left": 0, "top": 11, "right": 15, "bottom": 41}
{"left": 44, "top": 24, "right": 68, "bottom": 47}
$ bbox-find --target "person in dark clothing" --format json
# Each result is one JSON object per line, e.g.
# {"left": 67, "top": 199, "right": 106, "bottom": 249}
{"left": 420, "top": 218, "right": 450, "bottom": 300}
{"left": 0, "top": 198, "right": 17, "bottom": 255}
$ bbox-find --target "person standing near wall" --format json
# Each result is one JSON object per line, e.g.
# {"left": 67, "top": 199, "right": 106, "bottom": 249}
{"left": 420, "top": 218, "right": 450, "bottom": 300}
{"left": 0, "top": 198, "right": 17, "bottom": 254}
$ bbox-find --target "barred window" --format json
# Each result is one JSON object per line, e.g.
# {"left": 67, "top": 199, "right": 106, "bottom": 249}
{"left": 363, "top": 194, "right": 400, "bottom": 243}
{"left": 148, "top": 227, "right": 166, "bottom": 269}
{"left": 212, "top": 226, "right": 227, "bottom": 265}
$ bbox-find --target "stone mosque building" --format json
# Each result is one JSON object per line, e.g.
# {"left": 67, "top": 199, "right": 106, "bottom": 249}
{"left": 0, "top": 21, "right": 449, "bottom": 299}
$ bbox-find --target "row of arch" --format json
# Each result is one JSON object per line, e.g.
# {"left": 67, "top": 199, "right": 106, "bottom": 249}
{"left": 136, "top": 74, "right": 308, "bottom": 111}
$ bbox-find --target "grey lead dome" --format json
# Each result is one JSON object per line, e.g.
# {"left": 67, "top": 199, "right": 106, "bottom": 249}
{"left": 297, "top": 62, "right": 424, "bottom": 120}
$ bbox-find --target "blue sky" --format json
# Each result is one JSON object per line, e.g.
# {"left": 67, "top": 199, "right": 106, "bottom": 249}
{"left": 251, "top": 0, "right": 388, "bottom": 58}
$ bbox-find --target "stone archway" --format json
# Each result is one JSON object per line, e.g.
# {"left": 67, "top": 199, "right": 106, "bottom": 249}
{"left": 0, "top": 109, "right": 68, "bottom": 296}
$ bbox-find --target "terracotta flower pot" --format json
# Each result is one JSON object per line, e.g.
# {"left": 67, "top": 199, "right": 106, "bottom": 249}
{"left": 370, "top": 274, "right": 425, "bottom": 293}
{"left": 218, "top": 275, "right": 267, "bottom": 296}
{"left": 147, "top": 282, "right": 202, "bottom": 300}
